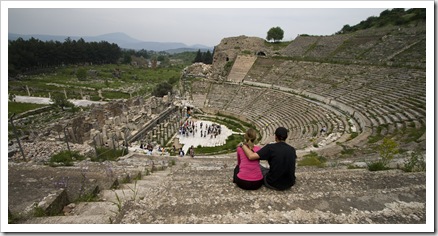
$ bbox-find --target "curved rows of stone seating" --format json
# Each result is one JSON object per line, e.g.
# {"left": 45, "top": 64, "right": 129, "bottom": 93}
{"left": 280, "top": 24, "right": 425, "bottom": 67}
{"left": 204, "top": 82, "right": 241, "bottom": 110}
{"left": 201, "top": 82, "right": 348, "bottom": 149}
{"left": 242, "top": 58, "right": 426, "bottom": 141}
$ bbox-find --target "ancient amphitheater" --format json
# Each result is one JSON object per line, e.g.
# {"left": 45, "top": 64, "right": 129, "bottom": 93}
{"left": 6, "top": 22, "right": 429, "bottom": 231}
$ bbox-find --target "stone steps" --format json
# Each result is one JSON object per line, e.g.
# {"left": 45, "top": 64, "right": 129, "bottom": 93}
{"left": 118, "top": 157, "right": 426, "bottom": 224}
{"left": 14, "top": 155, "right": 174, "bottom": 224}
{"left": 16, "top": 153, "right": 427, "bottom": 224}
{"left": 227, "top": 55, "right": 257, "bottom": 83}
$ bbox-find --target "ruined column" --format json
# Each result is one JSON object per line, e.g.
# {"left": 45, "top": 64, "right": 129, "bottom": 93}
{"left": 26, "top": 85, "right": 31, "bottom": 96}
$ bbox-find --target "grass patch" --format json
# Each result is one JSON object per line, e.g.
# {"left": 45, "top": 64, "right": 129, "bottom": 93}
{"left": 101, "top": 90, "right": 131, "bottom": 100}
{"left": 402, "top": 126, "right": 426, "bottom": 143}
{"left": 368, "top": 134, "right": 384, "bottom": 143}
{"left": 48, "top": 150, "right": 86, "bottom": 167}
{"left": 264, "top": 40, "right": 292, "bottom": 51}
{"left": 341, "top": 147, "right": 355, "bottom": 156}
{"left": 298, "top": 151, "right": 327, "bottom": 168}
{"left": 8, "top": 102, "right": 47, "bottom": 114}
{"left": 91, "top": 147, "right": 129, "bottom": 162}
{"left": 194, "top": 134, "right": 241, "bottom": 155}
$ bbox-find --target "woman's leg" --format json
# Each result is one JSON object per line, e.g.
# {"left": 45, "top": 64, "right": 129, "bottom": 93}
{"left": 233, "top": 165, "right": 239, "bottom": 183}
{"left": 235, "top": 177, "right": 264, "bottom": 190}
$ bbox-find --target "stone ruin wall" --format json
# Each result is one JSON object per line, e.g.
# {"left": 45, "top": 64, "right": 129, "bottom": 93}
{"left": 211, "top": 35, "right": 272, "bottom": 81}
{"left": 10, "top": 96, "right": 180, "bottom": 162}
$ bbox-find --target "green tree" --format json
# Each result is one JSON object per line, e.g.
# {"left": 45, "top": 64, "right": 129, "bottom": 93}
{"left": 202, "top": 50, "right": 213, "bottom": 64}
{"left": 193, "top": 49, "right": 202, "bottom": 63}
{"left": 76, "top": 68, "right": 87, "bottom": 81}
{"left": 152, "top": 82, "right": 173, "bottom": 97}
{"left": 122, "top": 53, "right": 132, "bottom": 64}
{"left": 50, "top": 93, "right": 75, "bottom": 111}
{"left": 266, "top": 26, "right": 284, "bottom": 42}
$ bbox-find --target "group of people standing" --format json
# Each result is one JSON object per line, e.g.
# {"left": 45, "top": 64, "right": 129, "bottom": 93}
{"left": 179, "top": 120, "right": 222, "bottom": 139}
{"left": 233, "top": 127, "right": 296, "bottom": 191}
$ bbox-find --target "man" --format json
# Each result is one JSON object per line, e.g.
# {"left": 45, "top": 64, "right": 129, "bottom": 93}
{"left": 240, "top": 127, "right": 296, "bottom": 190}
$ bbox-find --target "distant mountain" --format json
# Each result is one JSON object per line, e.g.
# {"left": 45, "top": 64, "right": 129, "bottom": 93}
{"left": 8, "top": 32, "right": 213, "bottom": 52}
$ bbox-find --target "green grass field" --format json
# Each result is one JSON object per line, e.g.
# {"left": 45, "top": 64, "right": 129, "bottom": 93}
{"left": 8, "top": 64, "right": 183, "bottom": 101}
{"left": 8, "top": 102, "right": 47, "bottom": 115}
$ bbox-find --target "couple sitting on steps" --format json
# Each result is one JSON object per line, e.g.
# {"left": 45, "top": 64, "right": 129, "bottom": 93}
{"left": 233, "top": 127, "right": 297, "bottom": 191}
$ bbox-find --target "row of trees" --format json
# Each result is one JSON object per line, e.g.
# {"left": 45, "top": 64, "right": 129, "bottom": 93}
{"left": 193, "top": 49, "right": 213, "bottom": 64}
{"left": 337, "top": 8, "right": 426, "bottom": 34}
{"left": 9, "top": 37, "right": 121, "bottom": 77}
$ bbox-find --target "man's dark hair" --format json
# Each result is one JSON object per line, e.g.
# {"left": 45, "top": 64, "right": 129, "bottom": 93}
{"left": 275, "top": 127, "right": 288, "bottom": 141}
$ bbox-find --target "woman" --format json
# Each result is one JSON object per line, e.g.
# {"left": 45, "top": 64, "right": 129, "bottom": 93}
{"left": 233, "top": 128, "right": 264, "bottom": 190}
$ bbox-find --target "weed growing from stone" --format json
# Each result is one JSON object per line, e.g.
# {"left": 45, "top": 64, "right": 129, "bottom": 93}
{"left": 126, "top": 181, "right": 138, "bottom": 201}
{"left": 32, "top": 203, "right": 46, "bottom": 217}
{"left": 403, "top": 151, "right": 426, "bottom": 172}
{"left": 367, "top": 137, "right": 399, "bottom": 171}
{"left": 111, "top": 190, "right": 124, "bottom": 213}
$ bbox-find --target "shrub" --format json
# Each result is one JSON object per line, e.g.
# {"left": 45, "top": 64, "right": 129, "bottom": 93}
{"left": 367, "top": 137, "right": 399, "bottom": 171}
{"left": 349, "top": 132, "right": 358, "bottom": 140}
{"left": 76, "top": 68, "right": 87, "bottom": 81}
{"left": 367, "top": 161, "right": 390, "bottom": 171}
{"left": 378, "top": 137, "right": 399, "bottom": 166}
{"left": 50, "top": 93, "right": 76, "bottom": 112}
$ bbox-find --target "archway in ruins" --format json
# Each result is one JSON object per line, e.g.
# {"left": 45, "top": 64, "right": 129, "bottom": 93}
{"left": 256, "top": 51, "right": 266, "bottom": 56}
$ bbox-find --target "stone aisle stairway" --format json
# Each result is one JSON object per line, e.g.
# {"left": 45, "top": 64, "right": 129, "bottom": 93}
{"left": 227, "top": 55, "right": 257, "bottom": 83}
{"left": 22, "top": 156, "right": 176, "bottom": 224}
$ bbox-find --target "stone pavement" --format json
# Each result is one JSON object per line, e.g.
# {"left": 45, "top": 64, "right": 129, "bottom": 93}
{"left": 177, "top": 119, "right": 236, "bottom": 154}
{"left": 13, "top": 95, "right": 107, "bottom": 107}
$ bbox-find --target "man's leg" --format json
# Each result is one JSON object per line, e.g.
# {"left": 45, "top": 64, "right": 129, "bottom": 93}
{"left": 260, "top": 164, "right": 269, "bottom": 177}
{"left": 260, "top": 164, "right": 281, "bottom": 190}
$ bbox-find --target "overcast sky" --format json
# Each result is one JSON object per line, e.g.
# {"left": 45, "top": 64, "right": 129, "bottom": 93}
{"left": 5, "top": 3, "right": 391, "bottom": 47}
{"left": 5, "top": 2, "right": 425, "bottom": 47}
